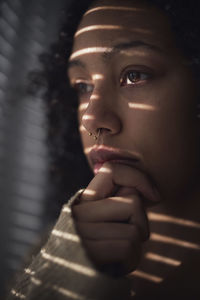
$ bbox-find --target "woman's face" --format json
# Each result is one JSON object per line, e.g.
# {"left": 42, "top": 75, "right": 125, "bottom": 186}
{"left": 68, "top": 0, "right": 200, "bottom": 205}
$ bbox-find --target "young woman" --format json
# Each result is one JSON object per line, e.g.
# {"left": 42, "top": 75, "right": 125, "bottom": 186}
{"left": 8, "top": 0, "right": 200, "bottom": 299}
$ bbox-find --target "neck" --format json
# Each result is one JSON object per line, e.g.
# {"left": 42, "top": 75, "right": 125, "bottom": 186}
{"left": 151, "top": 182, "right": 200, "bottom": 221}
{"left": 130, "top": 186, "right": 200, "bottom": 296}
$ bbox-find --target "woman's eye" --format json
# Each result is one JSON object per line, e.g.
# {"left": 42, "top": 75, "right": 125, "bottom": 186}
{"left": 120, "top": 70, "right": 151, "bottom": 86}
{"left": 73, "top": 82, "right": 93, "bottom": 96}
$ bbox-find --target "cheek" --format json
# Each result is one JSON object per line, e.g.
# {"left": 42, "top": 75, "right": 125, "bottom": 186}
{"left": 80, "top": 128, "right": 93, "bottom": 152}
{"left": 124, "top": 74, "right": 200, "bottom": 187}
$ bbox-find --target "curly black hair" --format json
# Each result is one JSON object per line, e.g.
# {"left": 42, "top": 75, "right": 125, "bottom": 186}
{"left": 32, "top": 0, "right": 200, "bottom": 218}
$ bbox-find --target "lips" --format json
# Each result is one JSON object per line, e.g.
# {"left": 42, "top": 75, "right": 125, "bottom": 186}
{"left": 90, "top": 146, "right": 140, "bottom": 174}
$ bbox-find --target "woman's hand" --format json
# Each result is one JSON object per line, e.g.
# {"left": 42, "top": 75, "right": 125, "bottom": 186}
{"left": 71, "top": 162, "right": 159, "bottom": 276}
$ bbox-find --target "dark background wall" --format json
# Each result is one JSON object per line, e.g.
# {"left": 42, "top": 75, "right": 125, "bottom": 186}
{"left": 0, "top": 0, "right": 71, "bottom": 296}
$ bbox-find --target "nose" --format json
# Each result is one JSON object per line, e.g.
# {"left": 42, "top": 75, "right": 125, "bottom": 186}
{"left": 81, "top": 84, "right": 122, "bottom": 137}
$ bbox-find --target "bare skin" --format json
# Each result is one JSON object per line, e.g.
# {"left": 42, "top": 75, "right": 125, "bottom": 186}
{"left": 68, "top": 0, "right": 200, "bottom": 292}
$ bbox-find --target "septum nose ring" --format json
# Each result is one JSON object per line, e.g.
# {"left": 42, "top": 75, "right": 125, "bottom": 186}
{"left": 89, "top": 129, "right": 101, "bottom": 140}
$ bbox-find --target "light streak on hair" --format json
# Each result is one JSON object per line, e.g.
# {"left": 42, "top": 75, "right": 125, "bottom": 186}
{"left": 70, "top": 47, "right": 113, "bottom": 60}
{"left": 145, "top": 252, "right": 181, "bottom": 266}
{"left": 41, "top": 249, "right": 97, "bottom": 277}
{"left": 128, "top": 103, "right": 157, "bottom": 111}
{"left": 148, "top": 212, "right": 200, "bottom": 229}
{"left": 150, "top": 233, "right": 200, "bottom": 250}
{"left": 52, "top": 229, "right": 80, "bottom": 242}
{"left": 130, "top": 269, "right": 163, "bottom": 283}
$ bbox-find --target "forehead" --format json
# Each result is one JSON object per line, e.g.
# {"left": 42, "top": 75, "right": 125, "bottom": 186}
{"left": 71, "top": 0, "right": 175, "bottom": 57}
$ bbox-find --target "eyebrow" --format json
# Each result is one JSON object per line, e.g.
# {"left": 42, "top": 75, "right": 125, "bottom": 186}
{"left": 68, "top": 40, "right": 164, "bottom": 70}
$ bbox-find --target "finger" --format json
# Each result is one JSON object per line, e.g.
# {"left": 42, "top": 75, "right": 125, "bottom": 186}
{"left": 80, "top": 163, "right": 117, "bottom": 202}
{"left": 83, "top": 239, "right": 142, "bottom": 274}
{"left": 81, "top": 162, "right": 160, "bottom": 204}
{"left": 83, "top": 239, "right": 137, "bottom": 263}
{"left": 72, "top": 194, "right": 149, "bottom": 240}
{"left": 75, "top": 222, "right": 140, "bottom": 240}
{"left": 73, "top": 195, "right": 134, "bottom": 222}
{"left": 111, "top": 163, "right": 160, "bottom": 204}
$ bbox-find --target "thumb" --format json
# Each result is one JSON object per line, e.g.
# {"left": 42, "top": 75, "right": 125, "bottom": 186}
{"left": 81, "top": 163, "right": 117, "bottom": 202}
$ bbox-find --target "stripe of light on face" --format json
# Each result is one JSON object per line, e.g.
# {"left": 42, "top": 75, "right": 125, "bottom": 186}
{"left": 130, "top": 269, "right": 163, "bottom": 283}
{"left": 150, "top": 233, "right": 200, "bottom": 250}
{"left": 70, "top": 47, "right": 113, "bottom": 60}
{"left": 91, "top": 94, "right": 100, "bottom": 100}
{"left": 82, "top": 115, "right": 95, "bottom": 121}
{"left": 52, "top": 285, "right": 85, "bottom": 300}
{"left": 79, "top": 124, "right": 87, "bottom": 133}
{"left": 75, "top": 25, "right": 152, "bottom": 38}
{"left": 79, "top": 103, "right": 89, "bottom": 111}
{"left": 148, "top": 212, "right": 200, "bottom": 229}
{"left": 84, "top": 6, "right": 143, "bottom": 16}
{"left": 145, "top": 252, "right": 182, "bottom": 266}
{"left": 75, "top": 25, "right": 122, "bottom": 37}
{"left": 52, "top": 230, "right": 80, "bottom": 242}
{"left": 84, "top": 146, "right": 93, "bottom": 155}
{"left": 41, "top": 249, "right": 97, "bottom": 277}
{"left": 128, "top": 103, "right": 157, "bottom": 111}
{"left": 92, "top": 73, "right": 104, "bottom": 80}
